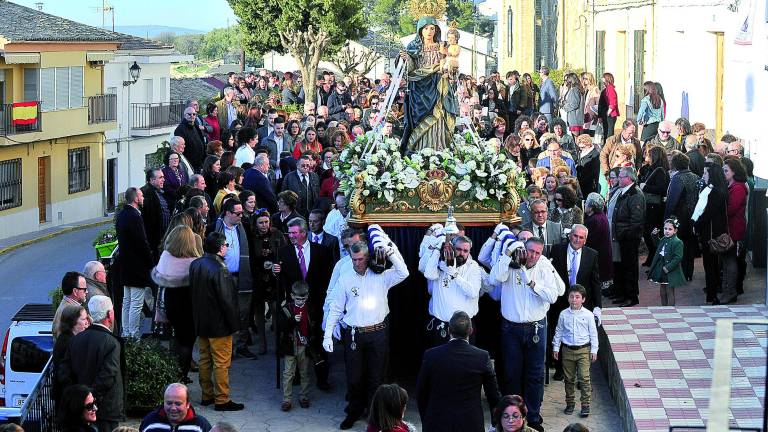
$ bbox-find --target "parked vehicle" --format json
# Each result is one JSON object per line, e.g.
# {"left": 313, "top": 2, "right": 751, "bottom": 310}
{"left": 0, "top": 304, "right": 53, "bottom": 422}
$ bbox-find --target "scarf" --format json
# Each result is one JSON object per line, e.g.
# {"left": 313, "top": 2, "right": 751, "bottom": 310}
{"left": 691, "top": 185, "right": 712, "bottom": 222}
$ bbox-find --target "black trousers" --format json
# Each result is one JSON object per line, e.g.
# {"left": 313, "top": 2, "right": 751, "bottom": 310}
{"left": 164, "top": 288, "right": 197, "bottom": 376}
{"left": 700, "top": 241, "right": 721, "bottom": 302}
{"left": 426, "top": 315, "right": 477, "bottom": 348}
{"left": 343, "top": 325, "right": 388, "bottom": 416}
{"left": 679, "top": 230, "right": 698, "bottom": 280}
{"left": 617, "top": 240, "right": 640, "bottom": 301}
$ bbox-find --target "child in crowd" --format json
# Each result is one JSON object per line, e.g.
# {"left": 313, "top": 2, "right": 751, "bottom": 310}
{"left": 278, "top": 281, "right": 313, "bottom": 411}
{"left": 648, "top": 217, "right": 686, "bottom": 306}
{"left": 552, "top": 284, "right": 599, "bottom": 418}
{"left": 366, "top": 384, "right": 415, "bottom": 432}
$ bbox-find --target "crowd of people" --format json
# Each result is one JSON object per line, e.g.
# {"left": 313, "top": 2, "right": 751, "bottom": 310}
{"left": 41, "top": 63, "right": 755, "bottom": 432}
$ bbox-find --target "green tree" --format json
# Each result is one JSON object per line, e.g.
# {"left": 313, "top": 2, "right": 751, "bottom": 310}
{"left": 198, "top": 27, "right": 240, "bottom": 61}
{"left": 445, "top": 0, "right": 495, "bottom": 37}
{"left": 368, "top": 0, "right": 414, "bottom": 36}
{"left": 229, "top": 0, "right": 367, "bottom": 106}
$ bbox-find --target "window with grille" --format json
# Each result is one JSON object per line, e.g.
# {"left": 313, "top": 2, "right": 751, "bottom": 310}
{"left": 68, "top": 147, "right": 90, "bottom": 194}
{"left": 0, "top": 158, "right": 22, "bottom": 210}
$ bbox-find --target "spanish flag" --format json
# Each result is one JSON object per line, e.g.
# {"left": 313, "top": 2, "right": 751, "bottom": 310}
{"left": 12, "top": 101, "right": 38, "bottom": 126}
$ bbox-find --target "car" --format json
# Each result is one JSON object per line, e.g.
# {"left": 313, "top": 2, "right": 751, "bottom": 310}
{"left": 0, "top": 304, "right": 54, "bottom": 422}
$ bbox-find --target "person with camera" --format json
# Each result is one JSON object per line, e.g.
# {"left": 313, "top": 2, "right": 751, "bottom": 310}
{"left": 323, "top": 233, "right": 410, "bottom": 430}
{"left": 488, "top": 237, "right": 565, "bottom": 432}
{"left": 421, "top": 234, "right": 482, "bottom": 347}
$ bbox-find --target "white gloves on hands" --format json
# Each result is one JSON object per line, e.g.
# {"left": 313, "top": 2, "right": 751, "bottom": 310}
{"left": 323, "top": 337, "right": 334, "bottom": 353}
{"left": 593, "top": 307, "right": 602, "bottom": 326}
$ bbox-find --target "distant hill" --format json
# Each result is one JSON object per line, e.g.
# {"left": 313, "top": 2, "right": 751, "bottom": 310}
{"left": 106, "top": 25, "right": 206, "bottom": 38}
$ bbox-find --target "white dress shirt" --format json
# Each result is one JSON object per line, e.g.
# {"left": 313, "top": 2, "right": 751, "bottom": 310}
{"left": 322, "top": 255, "right": 353, "bottom": 332}
{"left": 532, "top": 222, "right": 548, "bottom": 245}
{"left": 552, "top": 306, "right": 599, "bottom": 354}
{"left": 567, "top": 244, "right": 582, "bottom": 283}
{"left": 422, "top": 249, "right": 482, "bottom": 321}
{"left": 324, "top": 251, "right": 409, "bottom": 338}
{"left": 488, "top": 254, "right": 565, "bottom": 323}
{"left": 294, "top": 240, "right": 311, "bottom": 270}
{"left": 310, "top": 231, "right": 325, "bottom": 244}
{"left": 234, "top": 145, "right": 255, "bottom": 167}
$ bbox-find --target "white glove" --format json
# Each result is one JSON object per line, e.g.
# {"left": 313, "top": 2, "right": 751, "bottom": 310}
{"left": 438, "top": 261, "right": 456, "bottom": 276}
{"left": 322, "top": 336, "right": 334, "bottom": 353}
{"left": 429, "top": 223, "right": 444, "bottom": 235}
{"left": 493, "top": 222, "right": 509, "bottom": 236}
{"left": 433, "top": 226, "right": 445, "bottom": 237}
{"left": 593, "top": 307, "right": 602, "bottom": 326}
{"left": 505, "top": 240, "right": 525, "bottom": 256}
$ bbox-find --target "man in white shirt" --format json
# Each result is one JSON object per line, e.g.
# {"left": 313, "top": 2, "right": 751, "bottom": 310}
{"left": 421, "top": 235, "right": 482, "bottom": 347}
{"left": 322, "top": 228, "right": 365, "bottom": 340}
{"left": 323, "top": 241, "right": 409, "bottom": 430}
{"left": 488, "top": 237, "right": 565, "bottom": 432}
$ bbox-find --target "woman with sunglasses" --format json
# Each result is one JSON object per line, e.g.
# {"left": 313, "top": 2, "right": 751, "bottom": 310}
{"left": 251, "top": 210, "right": 288, "bottom": 354}
{"left": 58, "top": 384, "right": 98, "bottom": 432}
{"left": 491, "top": 395, "right": 537, "bottom": 432}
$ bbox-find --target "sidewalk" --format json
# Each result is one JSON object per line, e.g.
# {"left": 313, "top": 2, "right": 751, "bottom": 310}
{"left": 0, "top": 216, "right": 112, "bottom": 255}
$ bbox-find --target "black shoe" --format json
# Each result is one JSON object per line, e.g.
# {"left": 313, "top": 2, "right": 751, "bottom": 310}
{"left": 214, "top": 400, "right": 245, "bottom": 411}
{"left": 528, "top": 422, "right": 544, "bottom": 432}
{"left": 564, "top": 405, "right": 575, "bottom": 415}
{"left": 553, "top": 370, "right": 564, "bottom": 381}
{"left": 620, "top": 298, "right": 639, "bottom": 307}
{"left": 601, "top": 288, "right": 613, "bottom": 297}
{"left": 317, "top": 381, "right": 331, "bottom": 392}
{"left": 180, "top": 375, "right": 193, "bottom": 385}
{"left": 201, "top": 399, "right": 214, "bottom": 406}
{"left": 612, "top": 297, "right": 627, "bottom": 305}
{"left": 580, "top": 405, "right": 591, "bottom": 417}
{"left": 235, "top": 347, "right": 257, "bottom": 359}
{"left": 340, "top": 414, "right": 359, "bottom": 430}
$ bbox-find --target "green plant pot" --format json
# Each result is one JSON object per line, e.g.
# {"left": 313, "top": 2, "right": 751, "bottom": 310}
{"left": 95, "top": 240, "right": 118, "bottom": 259}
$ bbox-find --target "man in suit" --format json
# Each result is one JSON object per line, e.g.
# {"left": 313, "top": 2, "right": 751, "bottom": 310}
{"left": 600, "top": 120, "right": 641, "bottom": 177}
{"left": 505, "top": 70, "right": 523, "bottom": 127}
{"left": 215, "top": 87, "right": 244, "bottom": 135}
{"left": 307, "top": 209, "right": 340, "bottom": 264}
{"left": 549, "top": 224, "right": 601, "bottom": 380}
{"left": 538, "top": 66, "right": 558, "bottom": 122}
{"left": 242, "top": 153, "right": 278, "bottom": 214}
{"left": 115, "top": 187, "right": 154, "bottom": 339}
{"left": 281, "top": 155, "right": 319, "bottom": 218}
{"left": 664, "top": 152, "right": 700, "bottom": 281}
{"left": 256, "top": 108, "right": 278, "bottom": 144}
{"left": 609, "top": 167, "right": 645, "bottom": 307}
{"left": 273, "top": 217, "right": 333, "bottom": 391}
{"left": 140, "top": 168, "right": 170, "bottom": 264}
{"left": 265, "top": 118, "right": 295, "bottom": 174}
{"left": 174, "top": 107, "right": 207, "bottom": 173}
{"left": 416, "top": 311, "right": 501, "bottom": 432}
{"left": 523, "top": 199, "right": 564, "bottom": 257}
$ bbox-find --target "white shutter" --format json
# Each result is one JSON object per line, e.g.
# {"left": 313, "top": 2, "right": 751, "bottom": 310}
{"left": 40, "top": 68, "right": 55, "bottom": 112}
{"left": 69, "top": 66, "right": 83, "bottom": 108}
{"left": 55, "top": 67, "right": 69, "bottom": 110}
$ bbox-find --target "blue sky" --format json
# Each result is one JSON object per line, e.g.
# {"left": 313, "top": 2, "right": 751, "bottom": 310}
{"left": 11, "top": 0, "right": 238, "bottom": 31}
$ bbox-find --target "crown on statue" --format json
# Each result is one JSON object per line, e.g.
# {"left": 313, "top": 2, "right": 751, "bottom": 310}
{"left": 449, "top": 20, "right": 459, "bottom": 29}
{"left": 408, "top": 0, "right": 447, "bottom": 19}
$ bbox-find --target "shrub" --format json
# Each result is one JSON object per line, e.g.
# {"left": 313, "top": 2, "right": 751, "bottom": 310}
{"left": 92, "top": 227, "right": 117, "bottom": 247}
{"left": 531, "top": 67, "right": 585, "bottom": 90}
{"left": 49, "top": 287, "right": 63, "bottom": 313}
{"left": 124, "top": 338, "right": 181, "bottom": 414}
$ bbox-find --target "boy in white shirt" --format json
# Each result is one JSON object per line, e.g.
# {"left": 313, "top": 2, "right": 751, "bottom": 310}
{"left": 552, "top": 284, "right": 599, "bottom": 418}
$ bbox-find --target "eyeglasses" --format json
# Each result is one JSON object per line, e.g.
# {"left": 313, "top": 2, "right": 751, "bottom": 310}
{"left": 555, "top": 198, "right": 563, "bottom": 202}
{"left": 84, "top": 402, "right": 97, "bottom": 411}
{"left": 74, "top": 286, "right": 88, "bottom": 292}
{"left": 186, "top": 113, "right": 197, "bottom": 117}
{"left": 232, "top": 211, "right": 243, "bottom": 216}
{"left": 658, "top": 130, "right": 671, "bottom": 134}
{"left": 501, "top": 412, "right": 522, "bottom": 421}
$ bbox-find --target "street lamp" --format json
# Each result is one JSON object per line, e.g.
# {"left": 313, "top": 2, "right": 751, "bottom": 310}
{"left": 122, "top": 61, "right": 141, "bottom": 86}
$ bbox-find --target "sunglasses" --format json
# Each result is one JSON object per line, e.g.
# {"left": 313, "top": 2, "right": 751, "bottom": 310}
{"left": 84, "top": 402, "right": 97, "bottom": 411}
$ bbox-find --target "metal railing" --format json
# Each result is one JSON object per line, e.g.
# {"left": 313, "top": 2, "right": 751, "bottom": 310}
{"left": 0, "top": 101, "right": 43, "bottom": 136}
{"left": 130, "top": 101, "right": 185, "bottom": 130}
{"left": 19, "top": 358, "right": 59, "bottom": 432}
{"left": 88, "top": 94, "right": 117, "bottom": 124}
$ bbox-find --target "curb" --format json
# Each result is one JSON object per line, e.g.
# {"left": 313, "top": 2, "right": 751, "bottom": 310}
{"left": 0, "top": 219, "right": 111, "bottom": 256}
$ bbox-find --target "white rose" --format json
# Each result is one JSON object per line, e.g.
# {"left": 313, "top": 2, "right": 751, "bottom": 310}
{"left": 458, "top": 180, "right": 472, "bottom": 191}
{"left": 475, "top": 187, "right": 488, "bottom": 200}
{"left": 363, "top": 189, "right": 370, "bottom": 196}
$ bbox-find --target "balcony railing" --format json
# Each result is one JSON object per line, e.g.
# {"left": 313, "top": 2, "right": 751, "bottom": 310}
{"left": 19, "top": 358, "right": 60, "bottom": 432}
{"left": 88, "top": 94, "right": 117, "bottom": 124}
{"left": 0, "top": 101, "right": 43, "bottom": 136}
{"left": 131, "top": 101, "right": 185, "bottom": 131}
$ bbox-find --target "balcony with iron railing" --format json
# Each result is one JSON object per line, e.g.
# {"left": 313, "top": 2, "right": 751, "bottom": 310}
{"left": 129, "top": 101, "right": 185, "bottom": 137}
{"left": 88, "top": 94, "right": 117, "bottom": 124}
{"left": 0, "top": 101, "right": 42, "bottom": 137}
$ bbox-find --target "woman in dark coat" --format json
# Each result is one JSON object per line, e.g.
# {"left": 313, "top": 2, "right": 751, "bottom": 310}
{"left": 161, "top": 151, "right": 189, "bottom": 210}
{"left": 251, "top": 210, "right": 288, "bottom": 354}
{"left": 58, "top": 384, "right": 98, "bottom": 432}
{"left": 639, "top": 145, "right": 670, "bottom": 266}
{"left": 692, "top": 162, "right": 728, "bottom": 303}
{"left": 584, "top": 192, "right": 613, "bottom": 286}
{"left": 52, "top": 305, "right": 89, "bottom": 402}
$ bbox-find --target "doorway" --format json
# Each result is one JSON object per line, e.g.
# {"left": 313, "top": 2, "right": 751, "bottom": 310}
{"left": 106, "top": 157, "right": 117, "bottom": 213}
{"left": 37, "top": 156, "right": 50, "bottom": 223}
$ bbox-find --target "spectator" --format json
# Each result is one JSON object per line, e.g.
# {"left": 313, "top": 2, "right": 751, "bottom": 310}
{"left": 683, "top": 135, "right": 705, "bottom": 177}
{"left": 203, "top": 103, "right": 221, "bottom": 142}
{"left": 265, "top": 118, "right": 294, "bottom": 174}
{"left": 600, "top": 119, "right": 641, "bottom": 176}
{"left": 562, "top": 424, "right": 590, "bottom": 432}
{"left": 647, "top": 120, "right": 683, "bottom": 153}
{"left": 648, "top": 218, "right": 686, "bottom": 306}
{"left": 597, "top": 72, "right": 619, "bottom": 141}
{"left": 538, "top": 66, "right": 557, "bottom": 122}
{"left": 552, "top": 186, "right": 583, "bottom": 230}
{"left": 490, "top": 395, "right": 537, "bottom": 432}
{"left": 57, "top": 384, "right": 99, "bottom": 432}
{"left": 141, "top": 168, "right": 171, "bottom": 263}
{"left": 562, "top": 74, "right": 585, "bottom": 135}
{"left": 416, "top": 311, "right": 501, "bottom": 432}
{"left": 327, "top": 81, "right": 353, "bottom": 121}
{"left": 366, "top": 384, "right": 415, "bottom": 432}
{"left": 523, "top": 199, "right": 564, "bottom": 257}
{"left": 609, "top": 167, "right": 645, "bottom": 307}
{"left": 190, "top": 232, "right": 244, "bottom": 411}
{"left": 52, "top": 305, "right": 89, "bottom": 402}
{"left": 174, "top": 107, "right": 207, "bottom": 172}
{"left": 293, "top": 127, "right": 323, "bottom": 160}
{"left": 139, "top": 383, "right": 211, "bottom": 432}
{"left": 281, "top": 155, "right": 320, "bottom": 218}
{"left": 234, "top": 127, "right": 258, "bottom": 167}
{"left": 575, "top": 134, "right": 600, "bottom": 196}
{"left": 53, "top": 272, "right": 88, "bottom": 339}
{"left": 537, "top": 140, "right": 576, "bottom": 176}
{"left": 692, "top": 162, "right": 728, "bottom": 303}
{"left": 212, "top": 171, "right": 237, "bottom": 214}
{"left": 636, "top": 81, "right": 665, "bottom": 142}
{"left": 207, "top": 140, "right": 224, "bottom": 158}
{"left": 82, "top": 261, "right": 109, "bottom": 302}
{"left": 201, "top": 155, "right": 221, "bottom": 200}
{"left": 277, "top": 281, "right": 314, "bottom": 411}
{"left": 664, "top": 152, "right": 700, "bottom": 281}
{"left": 210, "top": 423, "right": 238, "bottom": 432}
{"left": 215, "top": 87, "right": 244, "bottom": 136}
{"left": 115, "top": 187, "right": 154, "bottom": 339}
{"left": 552, "top": 285, "right": 599, "bottom": 418}
{"left": 151, "top": 226, "right": 202, "bottom": 384}
{"left": 162, "top": 151, "right": 190, "bottom": 210}
{"left": 720, "top": 158, "right": 748, "bottom": 304}
{"left": 256, "top": 109, "right": 278, "bottom": 143}
{"left": 59, "top": 296, "right": 124, "bottom": 432}
{"left": 242, "top": 153, "right": 278, "bottom": 214}
{"left": 638, "top": 146, "right": 670, "bottom": 266}
{"left": 272, "top": 190, "right": 302, "bottom": 235}
{"left": 550, "top": 118, "right": 576, "bottom": 158}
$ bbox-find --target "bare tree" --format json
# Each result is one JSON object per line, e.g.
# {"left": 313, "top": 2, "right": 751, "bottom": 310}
{"left": 330, "top": 42, "right": 383, "bottom": 76}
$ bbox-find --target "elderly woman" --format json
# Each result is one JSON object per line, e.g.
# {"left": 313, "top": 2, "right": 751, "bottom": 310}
{"left": 206, "top": 140, "right": 224, "bottom": 157}
{"left": 272, "top": 190, "right": 302, "bottom": 235}
{"left": 251, "top": 210, "right": 288, "bottom": 354}
{"left": 213, "top": 171, "right": 237, "bottom": 214}
{"left": 490, "top": 395, "right": 538, "bottom": 432}
{"left": 551, "top": 185, "right": 583, "bottom": 229}
{"left": 584, "top": 192, "right": 613, "bottom": 287}
{"left": 162, "top": 151, "right": 189, "bottom": 210}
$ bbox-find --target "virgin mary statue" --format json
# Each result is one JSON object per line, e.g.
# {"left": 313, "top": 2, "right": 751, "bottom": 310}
{"left": 399, "top": 16, "right": 459, "bottom": 153}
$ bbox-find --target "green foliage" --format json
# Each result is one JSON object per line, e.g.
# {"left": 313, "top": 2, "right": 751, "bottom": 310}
{"left": 229, "top": 0, "right": 367, "bottom": 57}
{"left": 124, "top": 339, "right": 181, "bottom": 413}
{"left": 368, "top": 0, "right": 493, "bottom": 37}
{"left": 198, "top": 27, "right": 241, "bottom": 61}
{"left": 92, "top": 227, "right": 117, "bottom": 247}
{"left": 531, "top": 68, "right": 585, "bottom": 91}
{"left": 49, "top": 287, "right": 63, "bottom": 313}
{"left": 445, "top": 0, "right": 495, "bottom": 36}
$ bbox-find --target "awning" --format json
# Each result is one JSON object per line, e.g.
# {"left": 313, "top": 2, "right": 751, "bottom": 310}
{"left": 2, "top": 52, "right": 40, "bottom": 64}
{"left": 86, "top": 52, "right": 115, "bottom": 62}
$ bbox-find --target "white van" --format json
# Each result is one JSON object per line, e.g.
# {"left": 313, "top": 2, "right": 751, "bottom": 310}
{"left": 0, "top": 304, "right": 54, "bottom": 422}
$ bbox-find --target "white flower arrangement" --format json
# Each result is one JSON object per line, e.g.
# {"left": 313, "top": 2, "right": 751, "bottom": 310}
{"left": 335, "top": 133, "right": 526, "bottom": 204}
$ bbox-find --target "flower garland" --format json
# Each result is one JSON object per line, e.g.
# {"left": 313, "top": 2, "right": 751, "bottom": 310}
{"left": 335, "top": 133, "right": 527, "bottom": 204}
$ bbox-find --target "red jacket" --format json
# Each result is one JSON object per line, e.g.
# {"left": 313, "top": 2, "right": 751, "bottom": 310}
{"left": 366, "top": 421, "right": 411, "bottom": 432}
{"left": 727, "top": 181, "right": 748, "bottom": 241}
{"left": 204, "top": 115, "right": 221, "bottom": 141}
